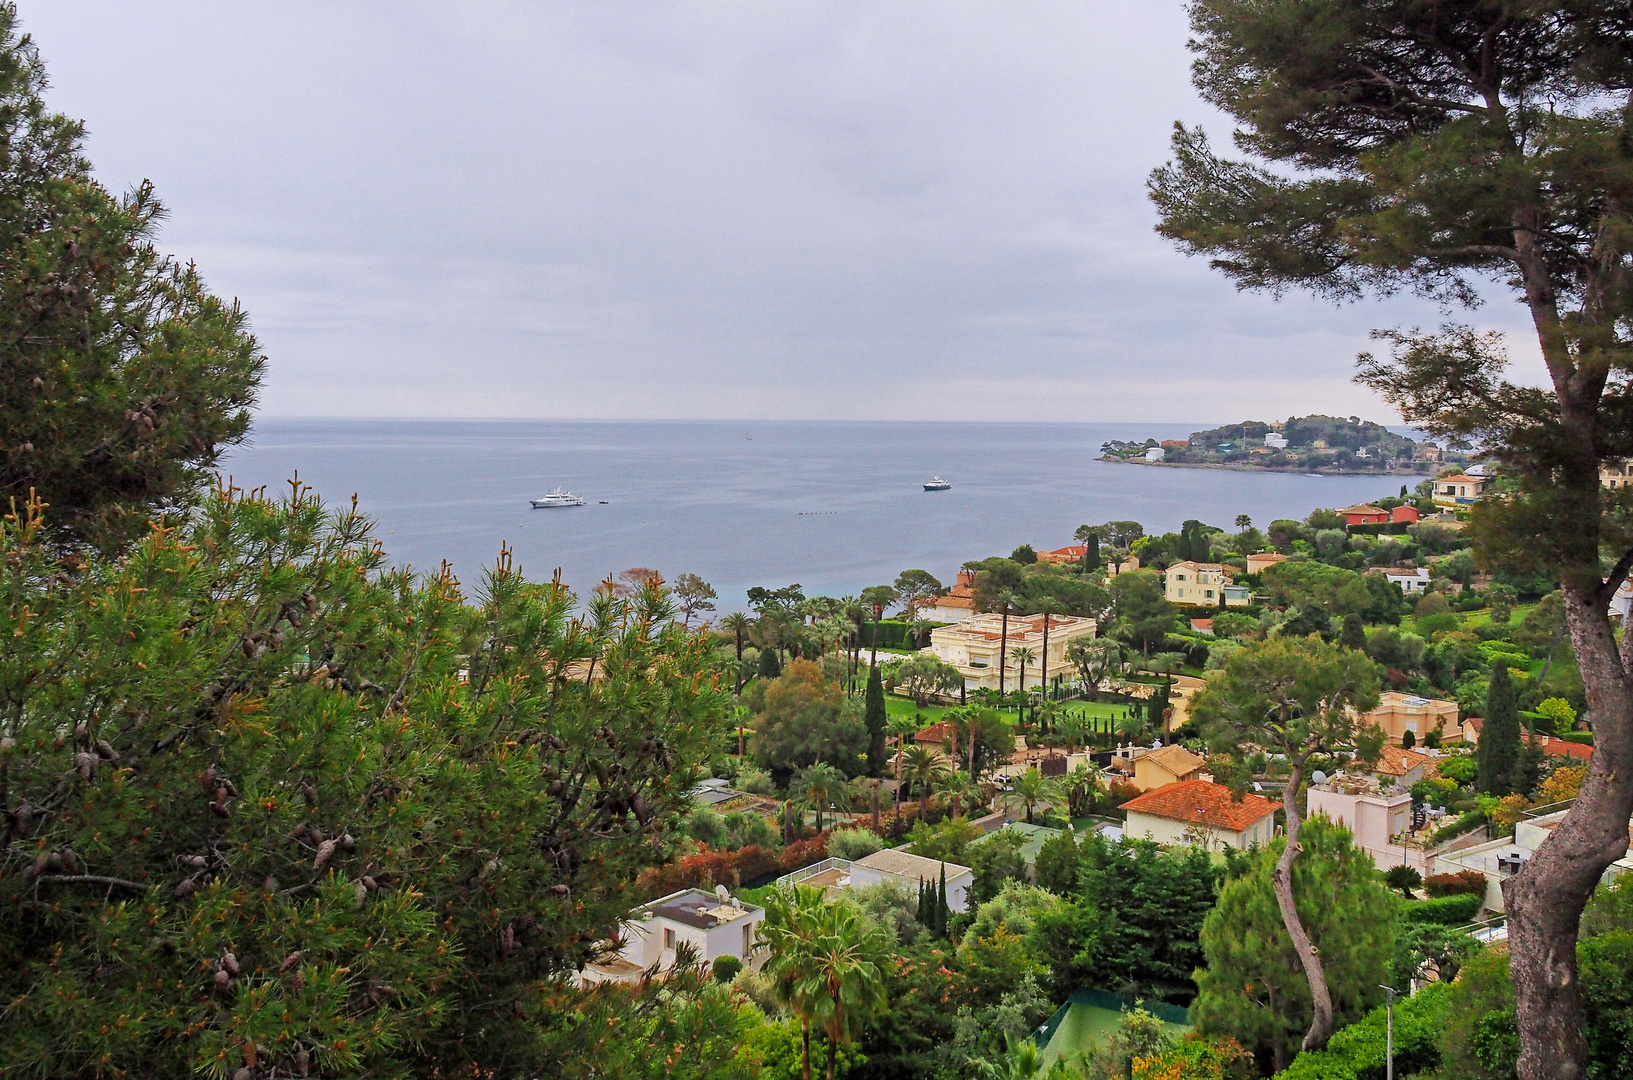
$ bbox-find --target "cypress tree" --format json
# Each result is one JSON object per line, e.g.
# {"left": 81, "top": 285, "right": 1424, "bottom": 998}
{"left": 1479, "top": 664, "right": 1522, "bottom": 795}
{"left": 916, "top": 878, "right": 928, "bottom": 926}
{"left": 937, "top": 865, "right": 949, "bottom": 936}
{"left": 864, "top": 665, "right": 887, "bottom": 776}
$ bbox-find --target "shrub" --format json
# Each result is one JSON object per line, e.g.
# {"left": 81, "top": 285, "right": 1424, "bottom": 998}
{"left": 1428, "top": 810, "right": 1486, "bottom": 845}
{"left": 1403, "top": 893, "right": 1485, "bottom": 926}
{"left": 1425, "top": 870, "right": 1489, "bottom": 898}
{"left": 1538, "top": 765, "right": 1586, "bottom": 805}
{"left": 637, "top": 835, "right": 829, "bottom": 897}
{"left": 1384, "top": 865, "right": 1423, "bottom": 897}
{"left": 710, "top": 955, "right": 742, "bottom": 983}
{"left": 827, "top": 827, "right": 886, "bottom": 861}
{"left": 1558, "top": 730, "right": 1594, "bottom": 745}
{"left": 1276, "top": 982, "right": 1452, "bottom": 1080}
{"left": 1536, "top": 697, "right": 1578, "bottom": 728}
{"left": 1436, "top": 756, "right": 1478, "bottom": 785}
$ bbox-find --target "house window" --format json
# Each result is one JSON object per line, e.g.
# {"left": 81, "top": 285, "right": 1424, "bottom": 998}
{"left": 663, "top": 927, "right": 676, "bottom": 950}
{"left": 1205, "top": 590, "right": 1214, "bottom": 599}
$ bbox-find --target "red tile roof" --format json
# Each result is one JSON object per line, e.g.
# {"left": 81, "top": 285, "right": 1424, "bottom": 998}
{"left": 1530, "top": 734, "right": 1593, "bottom": 761}
{"left": 1120, "top": 780, "right": 1277, "bottom": 831}
{"left": 1375, "top": 746, "right": 1429, "bottom": 776}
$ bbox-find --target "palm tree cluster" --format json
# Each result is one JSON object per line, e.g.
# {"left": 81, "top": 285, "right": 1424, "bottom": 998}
{"left": 759, "top": 886, "right": 891, "bottom": 1080}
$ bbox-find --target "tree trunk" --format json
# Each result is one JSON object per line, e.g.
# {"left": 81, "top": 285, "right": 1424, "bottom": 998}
{"left": 870, "top": 611, "right": 880, "bottom": 668}
{"left": 826, "top": 1030, "right": 837, "bottom": 1080}
{"left": 1041, "top": 614, "right": 1050, "bottom": 705}
{"left": 802, "top": 1017, "right": 812, "bottom": 1080}
{"left": 1272, "top": 757, "right": 1336, "bottom": 1051}
{"left": 1506, "top": 586, "right": 1633, "bottom": 1080}
{"left": 998, "top": 606, "right": 1009, "bottom": 696}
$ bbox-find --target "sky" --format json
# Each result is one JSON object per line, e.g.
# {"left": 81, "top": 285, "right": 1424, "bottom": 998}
{"left": 29, "top": 2, "right": 1545, "bottom": 424}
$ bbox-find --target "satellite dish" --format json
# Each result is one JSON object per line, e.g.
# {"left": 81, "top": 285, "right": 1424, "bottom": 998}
{"left": 715, "top": 884, "right": 731, "bottom": 905}
{"left": 1311, "top": 770, "right": 1329, "bottom": 786}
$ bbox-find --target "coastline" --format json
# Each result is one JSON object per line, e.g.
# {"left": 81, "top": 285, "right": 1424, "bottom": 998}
{"left": 1097, "top": 455, "right": 1436, "bottom": 477}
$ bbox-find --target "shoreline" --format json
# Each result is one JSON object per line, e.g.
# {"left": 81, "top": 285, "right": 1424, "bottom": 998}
{"left": 1097, "top": 455, "right": 1437, "bottom": 477}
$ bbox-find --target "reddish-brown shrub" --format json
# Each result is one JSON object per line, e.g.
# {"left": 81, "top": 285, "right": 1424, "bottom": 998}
{"left": 637, "top": 833, "right": 829, "bottom": 898}
{"left": 1424, "top": 869, "right": 1487, "bottom": 898}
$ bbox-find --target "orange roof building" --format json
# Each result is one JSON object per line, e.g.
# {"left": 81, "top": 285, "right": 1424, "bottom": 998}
{"left": 1120, "top": 780, "right": 1277, "bottom": 851}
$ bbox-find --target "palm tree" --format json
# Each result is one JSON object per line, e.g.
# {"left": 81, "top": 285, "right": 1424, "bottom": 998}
{"left": 1001, "top": 765, "right": 1060, "bottom": 825}
{"left": 975, "top": 1036, "right": 1048, "bottom": 1080}
{"left": 1116, "top": 707, "right": 1150, "bottom": 745}
{"left": 722, "top": 611, "right": 751, "bottom": 695}
{"left": 1034, "top": 597, "right": 1059, "bottom": 700}
{"left": 1009, "top": 646, "right": 1036, "bottom": 702}
{"left": 935, "top": 769, "right": 974, "bottom": 820}
{"left": 1148, "top": 651, "right": 1187, "bottom": 740}
{"left": 860, "top": 584, "right": 899, "bottom": 668}
{"left": 995, "top": 589, "right": 1018, "bottom": 696}
{"left": 839, "top": 595, "right": 865, "bottom": 690}
{"left": 796, "top": 762, "right": 847, "bottom": 832}
{"left": 901, "top": 745, "right": 950, "bottom": 820}
{"left": 1057, "top": 709, "right": 1090, "bottom": 752}
{"left": 798, "top": 900, "right": 890, "bottom": 1080}
{"left": 1060, "top": 762, "right": 1103, "bottom": 818}
{"left": 886, "top": 714, "right": 920, "bottom": 820}
{"left": 1235, "top": 513, "right": 1253, "bottom": 534}
{"left": 759, "top": 885, "right": 828, "bottom": 1080}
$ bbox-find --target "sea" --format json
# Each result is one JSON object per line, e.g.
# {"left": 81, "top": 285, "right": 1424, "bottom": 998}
{"left": 219, "top": 420, "right": 1411, "bottom": 608}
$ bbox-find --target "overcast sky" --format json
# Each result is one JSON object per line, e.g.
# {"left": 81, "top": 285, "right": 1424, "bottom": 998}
{"left": 29, "top": 2, "right": 1543, "bottom": 423}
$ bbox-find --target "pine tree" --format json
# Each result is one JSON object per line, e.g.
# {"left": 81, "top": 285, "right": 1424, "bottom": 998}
{"left": 864, "top": 664, "right": 887, "bottom": 776}
{"left": 1479, "top": 665, "right": 1522, "bottom": 796}
{"left": 0, "top": 12, "right": 262, "bottom": 552}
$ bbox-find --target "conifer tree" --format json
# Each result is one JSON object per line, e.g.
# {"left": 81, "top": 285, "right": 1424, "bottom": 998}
{"left": 864, "top": 664, "right": 887, "bottom": 776}
{"left": 0, "top": 9, "right": 261, "bottom": 552}
{"left": 1480, "top": 665, "right": 1522, "bottom": 796}
{"left": 0, "top": 486, "right": 727, "bottom": 1077}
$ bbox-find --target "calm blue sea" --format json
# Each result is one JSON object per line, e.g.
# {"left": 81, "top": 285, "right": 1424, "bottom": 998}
{"left": 219, "top": 420, "right": 1409, "bottom": 607}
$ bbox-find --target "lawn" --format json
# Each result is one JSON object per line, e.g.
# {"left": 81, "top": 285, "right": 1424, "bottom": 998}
{"left": 1036, "top": 997, "right": 1191, "bottom": 1072}
{"left": 883, "top": 694, "right": 1142, "bottom": 737}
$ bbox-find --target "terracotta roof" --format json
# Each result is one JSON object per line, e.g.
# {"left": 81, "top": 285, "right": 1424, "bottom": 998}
{"left": 1531, "top": 734, "right": 1593, "bottom": 761}
{"left": 1341, "top": 504, "right": 1387, "bottom": 515}
{"left": 931, "top": 594, "right": 974, "bottom": 610}
{"left": 1143, "top": 744, "right": 1205, "bottom": 777}
{"left": 1375, "top": 745, "right": 1428, "bottom": 776}
{"left": 1436, "top": 474, "right": 1481, "bottom": 484}
{"left": 1167, "top": 561, "right": 1229, "bottom": 574}
{"left": 1190, "top": 618, "right": 1214, "bottom": 631}
{"left": 1120, "top": 780, "right": 1276, "bottom": 831}
{"left": 915, "top": 721, "right": 955, "bottom": 745}
{"left": 1045, "top": 545, "right": 1088, "bottom": 558}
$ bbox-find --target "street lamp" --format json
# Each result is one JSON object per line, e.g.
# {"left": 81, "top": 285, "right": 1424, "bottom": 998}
{"left": 1379, "top": 984, "right": 1399, "bottom": 1080}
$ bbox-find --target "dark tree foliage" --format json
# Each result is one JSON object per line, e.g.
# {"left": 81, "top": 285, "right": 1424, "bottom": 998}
{"left": 1149, "top": 6, "right": 1633, "bottom": 1075}
{"left": 0, "top": 10, "right": 262, "bottom": 551}
{"left": 0, "top": 487, "right": 727, "bottom": 1077}
{"left": 1480, "top": 663, "right": 1523, "bottom": 795}
{"left": 864, "top": 663, "right": 887, "bottom": 776}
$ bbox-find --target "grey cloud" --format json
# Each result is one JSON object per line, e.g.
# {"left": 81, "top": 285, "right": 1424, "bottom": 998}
{"left": 27, "top": 1, "right": 1539, "bottom": 421}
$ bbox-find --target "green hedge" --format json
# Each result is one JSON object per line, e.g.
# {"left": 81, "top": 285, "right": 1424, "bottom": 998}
{"left": 1276, "top": 982, "right": 1452, "bottom": 1079}
{"left": 1557, "top": 730, "right": 1594, "bottom": 745}
{"left": 1403, "top": 893, "right": 1485, "bottom": 926}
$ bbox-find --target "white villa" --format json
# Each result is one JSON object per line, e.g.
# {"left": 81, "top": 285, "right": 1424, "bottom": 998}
{"left": 1435, "top": 806, "right": 1633, "bottom": 915}
{"left": 776, "top": 848, "right": 975, "bottom": 912}
{"left": 579, "top": 886, "right": 765, "bottom": 985}
{"left": 923, "top": 611, "right": 1097, "bottom": 694}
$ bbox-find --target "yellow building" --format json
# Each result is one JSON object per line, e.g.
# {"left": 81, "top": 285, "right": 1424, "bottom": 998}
{"left": 923, "top": 611, "right": 1097, "bottom": 693}
{"left": 1432, "top": 473, "right": 1486, "bottom": 508}
{"left": 1245, "top": 552, "right": 1286, "bottom": 576}
{"left": 1132, "top": 744, "right": 1207, "bottom": 792}
{"left": 1164, "top": 561, "right": 1244, "bottom": 607}
{"left": 1362, "top": 692, "right": 1460, "bottom": 746}
{"left": 1603, "top": 459, "right": 1632, "bottom": 490}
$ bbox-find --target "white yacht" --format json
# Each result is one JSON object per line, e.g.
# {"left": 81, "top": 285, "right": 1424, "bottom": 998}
{"left": 923, "top": 476, "right": 952, "bottom": 491}
{"left": 531, "top": 488, "right": 586, "bottom": 508}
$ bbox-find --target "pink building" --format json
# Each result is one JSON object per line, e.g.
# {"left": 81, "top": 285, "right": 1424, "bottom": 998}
{"left": 1307, "top": 775, "right": 1434, "bottom": 876}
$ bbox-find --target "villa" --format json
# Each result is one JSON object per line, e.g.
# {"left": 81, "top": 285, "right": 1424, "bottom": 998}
{"left": 1604, "top": 459, "right": 1632, "bottom": 490}
{"left": 1306, "top": 774, "right": 1429, "bottom": 875}
{"left": 1245, "top": 552, "right": 1286, "bottom": 575}
{"left": 1432, "top": 473, "right": 1487, "bottom": 508}
{"left": 1380, "top": 566, "right": 1432, "bottom": 593}
{"left": 1120, "top": 780, "right": 1277, "bottom": 852}
{"left": 1036, "top": 544, "right": 1089, "bottom": 566}
{"left": 1435, "top": 805, "right": 1633, "bottom": 915}
{"left": 1362, "top": 692, "right": 1460, "bottom": 745}
{"left": 1341, "top": 504, "right": 1390, "bottom": 526}
{"left": 923, "top": 611, "right": 1097, "bottom": 693}
{"left": 1130, "top": 744, "right": 1208, "bottom": 792}
{"left": 776, "top": 848, "right": 975, "bottom": 912}
{"left": 924, "top": 568, "right": 977, "bottom": 625}
{"left": 579, "top": 887, "right": 765, "bottom": 985}
{"left": 1164, "top": 561, "right": 1247, "bottom": 607}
